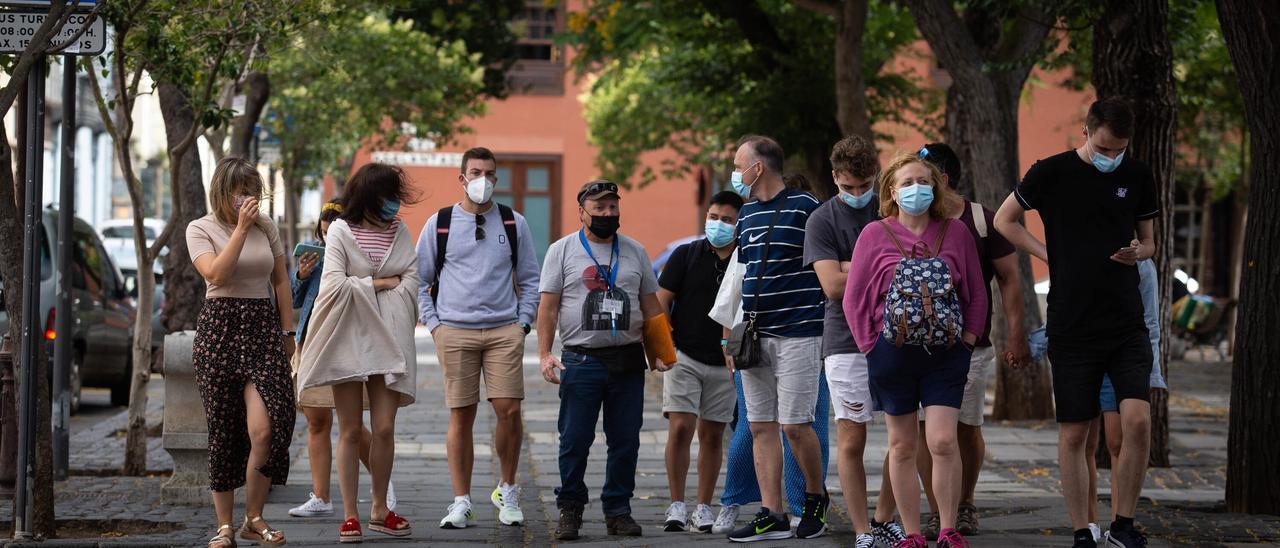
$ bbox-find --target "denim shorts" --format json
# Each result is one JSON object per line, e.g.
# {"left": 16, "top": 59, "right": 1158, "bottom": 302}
{"left": 1099, "top": 374, "right": 1119, "bottom": 413}
{"left": 865, "top": 334, "right": 972, "bottom": 416}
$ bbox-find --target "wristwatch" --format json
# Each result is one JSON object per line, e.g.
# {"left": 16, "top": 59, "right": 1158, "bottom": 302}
{"left": 520, "top": 322, "right": 531, "bottom": 335}
{"left": 282, "top": 330, "right": 297, "bottom": 337}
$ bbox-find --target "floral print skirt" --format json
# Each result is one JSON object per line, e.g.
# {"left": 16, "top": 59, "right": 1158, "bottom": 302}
{"left": 193, "top": 297, "right": 295, "bottom": 492}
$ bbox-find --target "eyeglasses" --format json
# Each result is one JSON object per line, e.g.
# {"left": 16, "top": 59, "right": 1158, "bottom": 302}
{"left": 475, "top": 213, "right": 486, "bottom": 241}
{"left": 577, "top": 181, "right": 619, "bottom": 204}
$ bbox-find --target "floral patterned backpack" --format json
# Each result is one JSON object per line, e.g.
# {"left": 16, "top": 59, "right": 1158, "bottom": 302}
{"left": 879, "top": 219, "right": 963, "bottom": 348}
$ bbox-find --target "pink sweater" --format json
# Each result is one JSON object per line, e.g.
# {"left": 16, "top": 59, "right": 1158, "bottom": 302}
{"left": 842, "top": 217, "right": 988, "bottom": 353}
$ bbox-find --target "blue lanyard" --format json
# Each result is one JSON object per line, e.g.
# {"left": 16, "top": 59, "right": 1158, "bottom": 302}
{"left": 579, "top": 229, "right": 620, "bottom": 336}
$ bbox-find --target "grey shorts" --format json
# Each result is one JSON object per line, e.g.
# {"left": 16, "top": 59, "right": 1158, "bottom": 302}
{"left": 740, "top": 336, "right": 823, "bottom": 425}
{"left": 662, "top": 350, "right": 736, "bottom": 423}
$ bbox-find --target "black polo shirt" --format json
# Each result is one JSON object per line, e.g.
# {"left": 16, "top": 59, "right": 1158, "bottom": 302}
{"left": 658, "top": 238, "right": 730, "bottom": 366}
{"left": 1015, "top": 150, "right": 1159, "bottom": 342}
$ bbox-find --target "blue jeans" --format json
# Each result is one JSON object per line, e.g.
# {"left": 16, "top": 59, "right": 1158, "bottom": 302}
{"left": 721, "top": 370, "right": 830, "bottom": 515}
{"left": 554, "top": 351, "right": 644, "bottom": 517}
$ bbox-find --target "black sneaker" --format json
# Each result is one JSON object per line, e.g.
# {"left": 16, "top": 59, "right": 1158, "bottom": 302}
{"left": 554, "top": 503, "right": 583, "bottom": 541}
{"left": 1073, "top": 527, "right": 1099, "bottom": 548}
{"left": 606, "top": 513, "right": 643, "bottom": 536}
{"left": 871, "top": 518, "right": 907, "bottom": 546}
{"left": 795, "top": 492, "right": 828, "bottom": 538}
{"left": 1104, "top": 525, "right": 1148, "bottom": 547}
{"left": 727, "top": 507, "right": 793, "bottom": 542}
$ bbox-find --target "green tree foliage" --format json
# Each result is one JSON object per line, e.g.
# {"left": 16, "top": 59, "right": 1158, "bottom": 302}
{"left": 1042, "top": 0, "right": 1245, "bottom": 197}
{"left": 563, "top": 0, "right": 936, "bottom": 188}
{"left": 266, "top": 10, "right": 489, "bottom": 184}
{"left": 394, "top": 0, "right": 526, "bottom": 98}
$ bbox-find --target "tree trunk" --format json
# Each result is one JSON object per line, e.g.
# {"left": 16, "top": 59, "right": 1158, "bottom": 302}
{"left": 229, "top": 71, "right": 269, "bottom": 159}
{"left": 834, "top": 0, "right": 873, "bottom": 142}
{"left": 1217, "top": 0, "right": 1280, "bottom": 516}
{"left": 1091, "top": 0, "right": 1177, "bottom": 467}
{"left": 157, "top": 83, "right": 208, "bottom": 333}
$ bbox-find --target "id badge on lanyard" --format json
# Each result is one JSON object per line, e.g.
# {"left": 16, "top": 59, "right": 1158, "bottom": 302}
{"left": 579, "top": 229, "right": 621, "bottom": 337}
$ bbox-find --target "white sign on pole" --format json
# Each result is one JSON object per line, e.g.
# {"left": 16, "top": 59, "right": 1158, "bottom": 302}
{"left": 0, "top": 10, "right": 105, "bottom": 55}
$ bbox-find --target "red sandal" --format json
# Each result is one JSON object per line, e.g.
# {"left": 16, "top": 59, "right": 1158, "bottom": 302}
{"left": 368, "top": 511, "right": 411, "bottom": 537}
{"left": 338, "top": 518, "right": 362, "bottom": 544}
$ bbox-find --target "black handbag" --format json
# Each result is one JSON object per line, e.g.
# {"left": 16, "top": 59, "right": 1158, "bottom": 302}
{"left": 726, "top": 199, "right": 785, "bottom": 370}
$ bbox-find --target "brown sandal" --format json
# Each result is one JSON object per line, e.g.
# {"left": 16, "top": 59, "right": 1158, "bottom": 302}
{"left": 239, "top": 516, "right": 286, "bottom": 546}
{"left": 209, "top": 524, "right": 237, "bottom": 548}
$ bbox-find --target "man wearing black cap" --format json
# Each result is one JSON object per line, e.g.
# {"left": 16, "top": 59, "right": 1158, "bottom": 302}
{"left": 536, "top": 180, "right": 677, "bottom": 540}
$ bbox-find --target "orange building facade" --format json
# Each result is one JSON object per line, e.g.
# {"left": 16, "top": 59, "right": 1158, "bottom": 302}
{"left": 340, "top": 3, "right": 1092, "bottom": 283}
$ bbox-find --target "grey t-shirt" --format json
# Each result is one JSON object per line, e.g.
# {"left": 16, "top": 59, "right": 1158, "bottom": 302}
{"left": 802, "top": 197, "right": 880, "bottom": 357}
{"left": 540, "top": 231, "right": 658, "bottom": 348}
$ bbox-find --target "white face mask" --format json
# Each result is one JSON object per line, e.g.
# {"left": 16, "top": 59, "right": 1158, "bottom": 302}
{"left": 465, "top": 175, "right": 495, "bottom": 204}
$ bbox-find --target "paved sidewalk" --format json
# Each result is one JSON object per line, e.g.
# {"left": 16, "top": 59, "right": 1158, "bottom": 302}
{"left": 5, "top": 332, "right": 1279, "bottom": 547}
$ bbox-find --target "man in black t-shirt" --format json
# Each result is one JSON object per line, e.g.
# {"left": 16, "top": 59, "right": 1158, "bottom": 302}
{"left": 655, "top": 191, "right": 743, "bottom": 533}
{"left": 994, "top": 98, "right": 1158, "bottom": 548}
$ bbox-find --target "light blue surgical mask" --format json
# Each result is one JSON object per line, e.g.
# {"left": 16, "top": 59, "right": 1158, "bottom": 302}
{"left": 895, "top": 184, "right": 933, "bottom": 216}
{"left": 839, "top": 188, "right": 875, "bottom": 209}
{"left": 1088, "top": 130, "right": 1125, "bottom": 173}
{"left": 705, "top": 219, "right": 736, "bottom": 248}
{"left": 380, "top": 198, "right": 401, "bottom": 221}
{"left": 729, "top": 161, "right": 759, "bottom": 198}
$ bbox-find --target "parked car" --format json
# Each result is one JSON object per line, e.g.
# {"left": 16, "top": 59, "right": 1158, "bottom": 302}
{"left": 99, "top": 218, "right": 165, "bottom": 260}
{"left": 0, "top": 207, "right": 135, "bottom": 413}
{"left": 105, "top": 244, "right": 166, "bottom": 353}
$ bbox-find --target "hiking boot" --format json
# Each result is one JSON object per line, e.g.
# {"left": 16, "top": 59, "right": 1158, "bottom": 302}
{"left": 554, "top": 504, "right": 584, "bottom": 541}
{"left": 871, "top": 518, "right": 908, "bottom": 546}
{"left": 937, "top": 527, "right": 970, "bottom": 547}
{"left": 727, "top": 507, "right": 792, "bottom": 542}
{"left": 923, "top": 512, "right": 941, "bottom": 540}
{"left": 795, "top": 491, "right": 828, "bottom": 538}
{"left": 606, "top": 513, "right": 643, "bottom": 536}
{"left": 663, "top": 501, "right": 688, "bottom": 532}
{"left": 956, "top": 502, "right": 979, "bottom": 536}
{"left": 894, "top": 533, "right": 928, "bottom": 548}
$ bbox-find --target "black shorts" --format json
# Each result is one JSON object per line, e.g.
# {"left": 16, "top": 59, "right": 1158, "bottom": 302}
{"left": 1048, "top": 328, "right": 1152, "bottom": 423}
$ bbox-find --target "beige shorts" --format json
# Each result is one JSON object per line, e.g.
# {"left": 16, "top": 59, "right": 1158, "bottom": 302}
{"left": 433, "top": 323, "right": 526, "bottom": 408}
{"left": 662, "top": 350, "right": 736, "bottom": 423}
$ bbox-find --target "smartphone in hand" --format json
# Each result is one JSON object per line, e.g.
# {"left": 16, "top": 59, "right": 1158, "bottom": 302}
{"left": 294, "top": 243, "right": 325, "bottom": 257}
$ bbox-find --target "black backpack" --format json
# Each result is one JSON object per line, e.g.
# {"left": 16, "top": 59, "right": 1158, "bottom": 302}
{"left": 429, "top": 203, "right": 519, "bottom": 302}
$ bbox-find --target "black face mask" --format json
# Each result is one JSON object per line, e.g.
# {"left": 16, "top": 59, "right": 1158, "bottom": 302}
{"left": 587, "top": 214, "right": 620, "bottom": 239}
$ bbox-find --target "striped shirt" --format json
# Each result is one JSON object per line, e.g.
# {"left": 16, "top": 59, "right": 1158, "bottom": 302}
{"left": 349, "top": 220, "right": 400, "bottom": 270}
{"left": 737, "top": 188, "right": 824, "bottom": 338}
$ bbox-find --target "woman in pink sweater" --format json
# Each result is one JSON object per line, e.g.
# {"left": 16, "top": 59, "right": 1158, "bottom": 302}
{"left": 842, "top": 152, "right": 987, "bottom": 548}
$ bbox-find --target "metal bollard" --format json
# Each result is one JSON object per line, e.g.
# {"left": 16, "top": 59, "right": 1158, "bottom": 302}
{"left": 0, "top": 334, "right": 16, "bottom": 497}
{"left": 160, "top": 330, "right": 208, "bottom": 504}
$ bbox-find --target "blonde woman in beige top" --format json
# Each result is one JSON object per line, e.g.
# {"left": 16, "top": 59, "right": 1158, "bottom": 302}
{"left": 186, "top": 157, "right": 296, "bottom": 548}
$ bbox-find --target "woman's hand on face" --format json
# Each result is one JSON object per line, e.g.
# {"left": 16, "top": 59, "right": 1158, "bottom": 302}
{"left": 297, "top": 252, "right": 319, "bottom": 280}
{"left": 236, "top": 198, "right": 259, "bottom": 231}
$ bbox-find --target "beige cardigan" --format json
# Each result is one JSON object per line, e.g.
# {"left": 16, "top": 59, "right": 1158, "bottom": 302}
{"left": 296, "top": 218, "right": 419, "bottom": 407}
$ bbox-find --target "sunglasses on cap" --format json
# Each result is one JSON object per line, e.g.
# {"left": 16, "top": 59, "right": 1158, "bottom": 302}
{"left": 577, "top": 181, "right": 619, "bottom": 204}
{"left": 917, "top": 146, "right": 931, "bottom": 159}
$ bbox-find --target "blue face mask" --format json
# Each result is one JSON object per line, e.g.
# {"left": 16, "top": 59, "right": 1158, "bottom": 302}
{"left": 1088, "top": 130, "right": 1125, "bottom": 173}
{"left": 380, "top": 198, "right": 401, "bottom": 221}
{"left": 729, "top": 162, "right": 759, "bottom": 198}
{"left": 895, "top": 184, "right": 934, "bottom": 216}
{"left": 839, "top": 188, "right": 876, "bottom": 209}
{"left": 704, "top": 219, "right": 736, "bottom": 248}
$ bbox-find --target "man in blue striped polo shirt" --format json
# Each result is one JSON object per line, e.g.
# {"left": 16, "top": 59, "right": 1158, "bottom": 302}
{"left": 722, "top": 135, "right": 828, "bottom": 542}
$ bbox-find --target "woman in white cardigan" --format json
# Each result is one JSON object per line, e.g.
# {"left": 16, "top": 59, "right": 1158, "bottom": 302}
{"left": 297, "top": 163, "right": 419, "bottom": 543}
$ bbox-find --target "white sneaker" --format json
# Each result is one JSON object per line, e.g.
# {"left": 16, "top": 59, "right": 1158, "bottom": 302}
{"left": 439, "top": 498, "right": 475, "bottom": 529}
{"left": 690, "top": 503, "right": 715, "bottom": 533}
{"left": 712, "top": 504, "right": 739, "bottom": 535}
{"left": 664, "top": 501, "right": 688, "bottom": 532}
{"left": 385, "top": 481, "right": 397, "bottom": 513}
{"left": 854, "top": 533, "right": 877, "bottom": 548}
{"left": 288, "top": 492, "right": 333, "bottom": 517}
{"left": 1089, "top": 522, "right": 1103, "bottom": 542}
{"left": 491, "top": 483, "right": 524, "bottom": 526}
